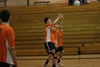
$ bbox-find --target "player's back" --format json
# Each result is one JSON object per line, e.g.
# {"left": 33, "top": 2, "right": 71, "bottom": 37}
{"left": 0, "top": 23, "right": 14, "bottom": 64}
{"left": 55, "top": 29, "right": 63, "bottom": 47}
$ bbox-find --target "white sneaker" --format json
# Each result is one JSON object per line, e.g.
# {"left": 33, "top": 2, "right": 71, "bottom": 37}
{"left": 57, "top": 63, "right": 64, "bottom": 67}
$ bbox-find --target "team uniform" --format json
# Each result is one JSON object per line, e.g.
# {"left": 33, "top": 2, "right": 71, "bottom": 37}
{"left": 0, "top": 23, "right": 15, "bottom": 67}
{"left": 55, "top": 29, "right": 64, "bottom": 53}
{"left": 44, "top": 23, "right": 56, "bottom": 54}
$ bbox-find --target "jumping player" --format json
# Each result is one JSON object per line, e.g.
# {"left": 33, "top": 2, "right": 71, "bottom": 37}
{"left": 55, "top": 15, "right": 64, "bottom": 67}
{"left": 44, "top": 13, "right": 62, "bottom": 67}
{"left": 0, "top": 10, "right": 18, "bottom": 67}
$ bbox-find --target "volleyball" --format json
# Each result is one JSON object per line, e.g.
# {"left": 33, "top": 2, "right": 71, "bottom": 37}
{"left": 74, "top": 0, "right": 81, "bottom": 6}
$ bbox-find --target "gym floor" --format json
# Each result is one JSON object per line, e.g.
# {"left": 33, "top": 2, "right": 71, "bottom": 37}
{"left": 17, "top": 54, "right": 100, "bottom": 67}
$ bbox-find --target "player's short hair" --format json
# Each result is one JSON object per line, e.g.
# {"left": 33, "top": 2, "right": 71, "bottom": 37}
{"left": 44, "top": 17, "right": 49, "bottom": 24}
{"left": 0, "top": 10, "right": 10, "bottom": 22}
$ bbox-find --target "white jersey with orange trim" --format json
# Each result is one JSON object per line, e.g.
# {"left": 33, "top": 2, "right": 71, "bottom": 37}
{"left": 44, "top": 23, "right": 56, "bottom": 43}
{"left": 0, "top": 23, "right": 15, "bottom": 65}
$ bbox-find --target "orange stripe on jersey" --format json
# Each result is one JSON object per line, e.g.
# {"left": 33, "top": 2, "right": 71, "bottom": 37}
{"left": 0, "top": 24, "right": 15, "bottom": 64}
{"left": 50, "top": 25, "right": 56, "bottom": 43}
{"left": 55, "top": 29, "right": 63, "bottom": 47}
{"left": 44, "top": 23, "right": 56, "bottom": 43}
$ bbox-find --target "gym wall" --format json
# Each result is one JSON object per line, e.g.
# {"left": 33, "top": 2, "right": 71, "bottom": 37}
{"left": 0, "top": 0, "right": 98, "bottom": 7}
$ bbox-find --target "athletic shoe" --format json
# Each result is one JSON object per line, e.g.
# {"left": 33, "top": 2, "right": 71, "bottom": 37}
{"left": 57, "top": 63, "right": 64, "bottom": 67}
{"left": 44, "top": 65, "right": 48, "bottom": 67}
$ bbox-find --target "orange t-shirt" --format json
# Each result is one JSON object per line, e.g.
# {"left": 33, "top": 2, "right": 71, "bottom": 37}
{"left": 0, "top": 23, "right": 15, "bottom": 64}
{"left": 44, "top": 23, "right": 56, "bottom": 43}
{"left": 55, "top": 29, "right": 63, "bottom": 47}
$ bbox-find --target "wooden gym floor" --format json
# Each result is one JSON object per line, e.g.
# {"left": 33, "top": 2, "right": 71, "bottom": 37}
{"left": 17, "top": 54, "right": 100, "bottom": 67}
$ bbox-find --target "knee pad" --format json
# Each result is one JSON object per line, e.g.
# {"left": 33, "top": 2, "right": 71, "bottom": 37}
{"left": 53, "top": 56, "right": 57, "bottom": 59}
{"left": 49, "top": 52, "right": 54, "bottom": 56}
{"left": 52, "top": 49, "right": 56, "bottom": 54}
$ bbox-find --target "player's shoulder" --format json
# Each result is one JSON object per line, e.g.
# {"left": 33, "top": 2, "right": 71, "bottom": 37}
{"left": 7, "top": 26, "right": 14, "bottom": 32}
{"left": 7, "top": 25, "right": 13, "bottom": 30}
{"left": 45, "top": 23, "right": 50, "bottom": 27}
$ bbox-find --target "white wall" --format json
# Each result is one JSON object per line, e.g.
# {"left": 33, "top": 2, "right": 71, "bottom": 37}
{"left": 34, "top": 0, "right": 68, "bottom": 4}
{"left": 0, "top": 0, "right": 98, "bottom": 7}
{"left": 7, "top": 0, "right": 34, "bottom": 6}
{"left": 0, "top": 0, "right": 34, "bottom": 7}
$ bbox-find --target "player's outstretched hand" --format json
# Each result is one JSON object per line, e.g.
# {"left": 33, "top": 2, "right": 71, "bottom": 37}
{"left": 60, "top": 13, "right": 63, "bottom": 18}
{"left": 58, "top": 13, "right": 63, "bottom": 18}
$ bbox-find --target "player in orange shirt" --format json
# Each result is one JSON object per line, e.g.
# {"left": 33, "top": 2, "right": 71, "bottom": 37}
{"left": 55, "top": 16, "right": 64, "bottom": 67}
{"left": 0, "top": 10, "right": 17, "bottom": 67}
{"left": 44, "top": 13, "right": 63, "bottom": 67}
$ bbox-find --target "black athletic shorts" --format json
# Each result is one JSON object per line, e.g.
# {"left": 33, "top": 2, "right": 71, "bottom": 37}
{"left": 45, "top": 42, "right": 56, "bottom": 54}
{"left": 0, "top": 62, "right": 16, "bottom": 67}
{"left": 56, "top": 46, "right": 64, "bottom": 53}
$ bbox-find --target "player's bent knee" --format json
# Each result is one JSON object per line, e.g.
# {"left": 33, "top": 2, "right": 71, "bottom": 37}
{"left": 53, "top": 56, "right": 57, "bottom": 59}
{"left": 51, "top": 49, "right": 56, "bottom": 54}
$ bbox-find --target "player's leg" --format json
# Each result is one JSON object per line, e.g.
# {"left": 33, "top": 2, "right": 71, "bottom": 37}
{"left": 56, "top": 47, "right": 61, "bottom": 66}
{"left": 57, "top": 47, "right": 64, "bottom": 67}
{"left": 51, "top": 43, "right": 58, "bottom": 67}
{"left": 44, "top": 54, "right": 52, "bottom": 67}
{"left": 51, "top": 49, "right": 58, "bottom": 67}
{"left": 51, "top": 49, "right": 56, "bottom": 67}
{"left": 55, "top": 47, "right": 60, "bottom": 64}
{"left": 57, "top": 48, "right": 60, "bottom": 64}
{"left": 44, "top": 42, "right": 52, "bottom": 67}
{"left": 60, "top": 50, "right": 64, "bottom": 59}
{"left": 58, "top": 50, "right": 64, "bottom": 64}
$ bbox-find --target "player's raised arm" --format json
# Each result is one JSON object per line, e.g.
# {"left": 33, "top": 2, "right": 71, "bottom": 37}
{"left": 59, "top": 13, "right": 63, "bottom": 26}
{"left": 50, "top": 13, "right": 61, "bottom": 26}
{"left": 55, "top": 13, "right": 63, "bottom": 28}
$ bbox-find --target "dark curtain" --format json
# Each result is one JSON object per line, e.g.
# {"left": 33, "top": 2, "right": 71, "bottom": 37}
{"left": 68, "top": 0, "right": 74, "bottom": 5}
{"left": 68, "top": 0, "right": 87, "bottom": 5}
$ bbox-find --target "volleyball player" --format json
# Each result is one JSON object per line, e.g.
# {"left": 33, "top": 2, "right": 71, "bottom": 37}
{"left": 44, "top": 13, "right": 62, "bottom": 67}
{"left": 0, "top": 10, "right": 18, "bottom": 67}
{"left": 55, "top": 14, "right": 64, "bottom": 67}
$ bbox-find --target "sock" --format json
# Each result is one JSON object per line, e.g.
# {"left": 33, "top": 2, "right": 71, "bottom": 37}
{"left": 44, "top": 59, "right": 49, "bottom": 65}
{"left": 58, "top": 59, "right": 61, "bottom": 64}
{"left": 53, "top": 64, "right": 56, "bottom": 67}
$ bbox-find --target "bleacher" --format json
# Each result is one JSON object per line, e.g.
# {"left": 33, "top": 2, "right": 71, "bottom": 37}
{"left": 0, "top": 2, "right": 100, "bottom": 56}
